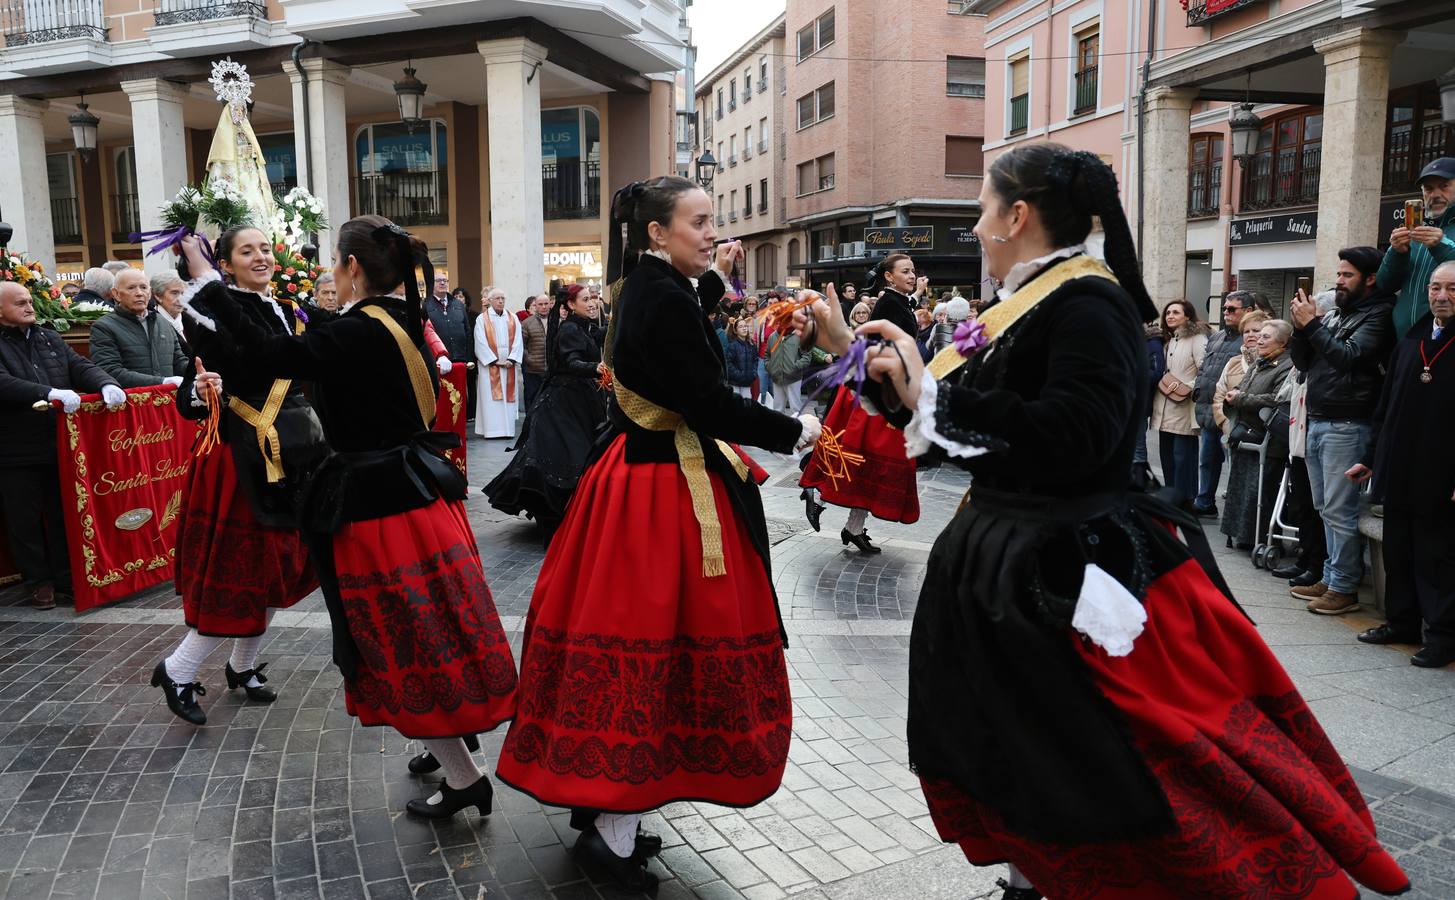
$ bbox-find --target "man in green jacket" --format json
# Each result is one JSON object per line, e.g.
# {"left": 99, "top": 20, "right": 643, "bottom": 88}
{"left": 1377, "top": 157, "right": 1455, "bottom": 336}
{"left": 89, "top": 267, "right": 188, "bottom": 388}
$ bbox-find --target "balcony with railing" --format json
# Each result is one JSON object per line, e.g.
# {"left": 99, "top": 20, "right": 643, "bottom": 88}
{"left": 1240, "top": 147, "right": 1320, "bottom": 213}
{"left": 51, "top": 197, "right": 81, "bottom": 244}
{"left": 111, "top": 193, "right": 140, "bottom": 243}
{"left": 353, "top": 171, "right": 449, "bottom": 227}
{"left": 542, "top": 159, "right": 600, "bottom": 220}
{"left": 1385, "top": 121, "right": 1454, "bottom": 195}
{"left": 1186, "top": 0, "right": 1259, "bottom": 26}
{"left": 1187, "top": 160, "right": 1222, "bottom": 219}
{"left": 758, "top": 139, "right": 768, "bottom": 155}
{"left": 153, "top": 0, "right": 265, "bottom": 26}
{"left": 742, "top": 145, "right": 751, "bottom": 161}
{"left": 0, "top": 0, "right": 107, "bottom": 46}
{"left": 1073, "top": 67, "right": 1098, "bottom": 116}
{"left": 1008, "top": 94, "right": 1029, "bottom": 136}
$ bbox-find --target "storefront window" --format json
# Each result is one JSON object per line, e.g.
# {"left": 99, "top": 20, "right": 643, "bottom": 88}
{"left": 544, "top": 244, "right": 603, "bottom": 292}
{"left": 354, "top": 120, "right": 449, "bottom": 227}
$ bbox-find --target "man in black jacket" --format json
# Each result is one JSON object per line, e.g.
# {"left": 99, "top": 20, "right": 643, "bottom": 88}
{"left": 1191, "top": 290, "right": 1258, "bottom": 516}
{"left": 1350, "top": 261, "right": 1455, "bottom": 667}
{"left": 425, "top": 274, "right": 476, "bottom": 418}
{"left": 0, "top": 282, "right": 124, "bottom": 609}
{"left": 1289, "top": 246, "right": 1396, "bottom": 616}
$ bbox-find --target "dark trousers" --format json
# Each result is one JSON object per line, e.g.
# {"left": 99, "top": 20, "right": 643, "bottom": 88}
{"left": 463, "top": 362, "right": 478, "bottom": 421}
{"left": 0, "top": 463, "right": 72, "bottom": 593}
{"left": 1158, "top": 432, "right": 1199, "bottom": 505}
{"left": 523, "top": 371, "right": 545, "bottom": 412}
{"left": 1382, "top": 507, "right": 1455, "bottom": 650}
{"left": 1287, "top": 456, "right": 1327, "bottom": 572}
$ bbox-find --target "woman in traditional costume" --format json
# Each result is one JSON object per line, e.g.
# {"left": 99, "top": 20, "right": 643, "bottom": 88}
{"left": 802, "top": 143, "right": 1410, "bottom": 900}
{"left": 152, "top": 225, "right": 324, "bottom": 726}
{"left": 174, "top": 217, "right": 518, "bottom": 819}
{"left": 799, "top": 256, "right": 920, "bottom": 551}
{"left": 496, "top": 177, "right": 820, "bottom": 890}
{"left": 484, "top": 284, "right": 609, "bottom": 541}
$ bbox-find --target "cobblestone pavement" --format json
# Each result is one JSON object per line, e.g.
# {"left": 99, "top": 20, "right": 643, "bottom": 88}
{"left": 1, "top": 436, "right": 1454, "bottom": 899}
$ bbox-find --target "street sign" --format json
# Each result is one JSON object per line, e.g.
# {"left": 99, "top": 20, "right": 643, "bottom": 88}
{"left": 864, "top": 226, "right": 934, "bottom": 252}
{"left": 1228, "top": 211, "right": 1317, "bottom": 246}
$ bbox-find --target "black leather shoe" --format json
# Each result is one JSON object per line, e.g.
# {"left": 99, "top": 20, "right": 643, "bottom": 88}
{"left": 407, "top": 733, "right": 482, "bottom": 775}
{"left": 1412, "top": 645, "right": 1455, "bottom": 669}
{"left": 405, "top": 775, "right": 494, "bottom": 819}
{"left": 224, "top": 662, "right": 277, "bottom": 703}
{"left": 801, "top": 490, "right": 824, "bottom": 532}
{"left": 635, "top": 830, "right": 663, "bottom": 859}
{"left": 1192, "top": 504, "right": 1218, "bottom": 519}
{"left": 995, "top": 878, "right": 1043, "bottom": 900}
{"left": 1358, "top": 624, "right": 1421, "bottom": 645}
{"left": 1288, "top": 570, "right": 1320, "bottom": 588}
{"left": 574, "top": 828, "right": 657, "bottom": 891}
{"left": 151, "top": 660, "right": 206, "bottom": 726}
{"left": 1269, "top": 563, "right": 1303, "bottom": 579}
{"left": 841, "top": 528, "right": 882, "bottom": 554}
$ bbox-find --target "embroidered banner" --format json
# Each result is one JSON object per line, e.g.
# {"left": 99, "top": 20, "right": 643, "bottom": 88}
{"left": 435, "top": 364, "right": 469, "bottom": 475}
{"left": 56, "top": 386, "right": 197, "bottom": 612}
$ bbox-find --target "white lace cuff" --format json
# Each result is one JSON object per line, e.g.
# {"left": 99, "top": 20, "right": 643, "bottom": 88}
{"left": 1071, "top": 564, "right": 1146, "bottom": 657}
{"left": 904, "top": 369, "right": 991, "bottom": 460}
{"left": 178, "top": 268, "right": 222, "bottom": 332}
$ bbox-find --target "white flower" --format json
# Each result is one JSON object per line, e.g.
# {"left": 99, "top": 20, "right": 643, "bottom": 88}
{"left": 72, "top": 300, "right": 111, "bottom": 314}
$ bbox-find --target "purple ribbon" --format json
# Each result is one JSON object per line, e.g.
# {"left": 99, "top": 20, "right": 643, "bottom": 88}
{"left": 128, "top": 226, "right": 216, "bottom": 268}
{"left": 799, "top": 338, "right": 872, "bottom": 412}
{"left": 952, "top": 319, "right": 988, "bottom": 357}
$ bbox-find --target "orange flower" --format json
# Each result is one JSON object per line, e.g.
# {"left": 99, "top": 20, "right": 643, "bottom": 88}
{"left": 284, "top": 267, "right": 295, "bottom": 276}
{"left": 275, "top": 242, "right": 285, "bottom": 252}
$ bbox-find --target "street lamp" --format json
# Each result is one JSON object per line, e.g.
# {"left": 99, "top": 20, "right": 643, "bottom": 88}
{"left": 394, "top": 63, "right": 427, "bottom": 131}
{"left": 69, "top": 94, "right": 100, "bottom": 161}
{"left": 1228, "top": 102, "right": 1262, "bottom": 165}
{"left": 0, "top": 222, "right": 12, "bottom": 257}
{"left": 695, "top": 149, "right": 717, "bottom": 192}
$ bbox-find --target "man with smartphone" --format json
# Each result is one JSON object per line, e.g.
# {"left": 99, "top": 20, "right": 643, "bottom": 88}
{"left": 1377, "top": 157, "right": 1455, "bottom": 335}
{"left": 1288, "top": 247, "right": 1396, "bottom": 616}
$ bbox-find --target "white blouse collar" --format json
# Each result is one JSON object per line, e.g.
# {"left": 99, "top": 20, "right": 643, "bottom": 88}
{"left": 996, "top": 244, "right": 1087, "bottom": 301}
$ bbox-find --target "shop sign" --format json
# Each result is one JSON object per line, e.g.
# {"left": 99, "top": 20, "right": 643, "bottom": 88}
{"left": 544, "top": 245, "right": 603, "bottom": 280}
{"left": 864, "top": 226, "right": 934, "bottom": 252}
{"left": 948, "top": 227, "right": 979, "bottom": 247}
{"left": 1229, "top": 211, "right": 1317, "bottom": 246}
{"left": 1377, "top": 195, "right": 1421, "bottom": 236}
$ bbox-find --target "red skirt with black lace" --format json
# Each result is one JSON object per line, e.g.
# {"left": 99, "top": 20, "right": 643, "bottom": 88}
{"left": 801, "top": 385, "right": 919, "bottom": 523}
{"left": 175, "top": 447, "right": 317, "bottom": 638}
{"left": 332, "top": 497, "right": 518, "bottom": 739}
{"left": 921, "top": 559, "right": 1411, "bottom": 900}
{"left": 496, "top": 434, "right": 791, "bottom": 812}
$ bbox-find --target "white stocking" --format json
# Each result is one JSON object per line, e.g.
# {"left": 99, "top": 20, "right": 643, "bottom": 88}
{"left": 845, "top": 507, "right": 869, "bottom": 536}
{"left": 229, "top": 610, "right": 275, "bottom": 687}
{"left": 420, "top": 738, "right": 484, "bottom": 803}
{"left": 595, "top": 812, "right": 642, "bottom": 858}
{"left": 164, "top": 629, "right": 224, "bottom": 685}
{"left": 1006, "top": 864, "right": 1034, "bottom": 890}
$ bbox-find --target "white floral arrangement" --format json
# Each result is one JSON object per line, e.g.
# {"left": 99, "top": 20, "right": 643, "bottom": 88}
{"left": 69, "top": 300, "right": 113, "bottom": 315}
{"left": 268, "top": 187, "right": 328, "bottom": 252}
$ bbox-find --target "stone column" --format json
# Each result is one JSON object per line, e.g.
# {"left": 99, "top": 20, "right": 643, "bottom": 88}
{"left": 648, "top": 76, "right": 675, "bottom": 179}
{"left": 0, "top": 96, "right": 54, "bottom": 267}
{"left": 285, "top": 58, "right": 352, "bottom": 263}
{"left": 1313, "top": 28, "right": 1400, "bottom": 290}
{"left": 1140, "top": 86, "right": 1197, "bottom": 311}
{"left": 120, "top": 79, "right": 190, "bottom": 276}
{"left": 480, "top": 36, "right": 547, "bottom": 303}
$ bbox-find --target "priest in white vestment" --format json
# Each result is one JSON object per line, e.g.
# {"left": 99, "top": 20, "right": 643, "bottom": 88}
{"left": 474, "top": 289, "right": 525, "bottom": 438}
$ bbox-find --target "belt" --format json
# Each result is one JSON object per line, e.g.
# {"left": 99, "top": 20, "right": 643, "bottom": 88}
{"left": 612, "top": 374, "right": 748, "bottom": 578}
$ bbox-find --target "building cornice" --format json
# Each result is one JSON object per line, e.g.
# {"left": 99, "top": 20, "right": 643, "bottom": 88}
{"left": 695, "top": 14, "right": 786, "bottom": 97}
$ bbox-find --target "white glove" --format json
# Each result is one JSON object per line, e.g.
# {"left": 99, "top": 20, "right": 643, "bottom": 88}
{"left": 162, "top": 376, "right": 184, "bottom": 388}
{"left": 436, "top": 357, "right": 453, "bottom": 375}
{"left": 796, "top": 414, "right": 822, "bottom": 451}
{"left": 101, "top": 384, "right": 127, "bottom": 407}
{"left": 47, "top": 388, "right": 81, "bottom": 413}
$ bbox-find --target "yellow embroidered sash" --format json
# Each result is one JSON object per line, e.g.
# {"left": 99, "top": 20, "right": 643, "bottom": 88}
{"left": 612, "top": 375, "right": 749, "bottom": 578}
{"left": 226, "top": 299, "right": 309, "bottom": 483}
{"left": 483, "top": 312, "right": 518, "bottom": 403}
{"left": 927, "top": 255, "right": 1118, "bottom": 381}
{"left": 360, "top": 305, "right": 437, "bottom": 427}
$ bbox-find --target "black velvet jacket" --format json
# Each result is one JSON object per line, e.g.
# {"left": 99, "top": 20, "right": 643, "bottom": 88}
{"left": 1365, "top": 314, "right": 1455, "bottom": 514}
{"left": 551, "top": 315, "right": 602, "bottom": 379}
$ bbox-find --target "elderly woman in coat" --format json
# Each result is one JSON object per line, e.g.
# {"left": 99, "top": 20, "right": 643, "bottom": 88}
{"left": 1149, "top": 300, "right": 1210, "bottom": 505}
{"left": 1212, "top": 311, "right": 1270, "bottom": 435}
{"left": 1220, "top": 319, "right": 1295, "bottom": 550}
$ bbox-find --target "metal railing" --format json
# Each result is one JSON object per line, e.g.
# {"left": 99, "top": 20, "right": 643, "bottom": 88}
{"left": 1240, "top": 147, "right": 1321, "bottom": 212}
{"left": 1073, "top": 67, "right": 1098, "bottom": 115}
{"left": 728, "top": 154, "right": 737, "bottom": 167}
{"left": 153, "top": 0, "right": 264, "bottom": 26}
{"left": 1186, "top": 0, "right": 1257, "bottom": 26}
{"left": 1385, "top": 122, "right": 1454, "bottom": 194}
{"left": 948, "top": 82, "right": 985, "bottom": 98}
{"left": 758, "top": 139, "right": 768, "bottom": 154}
{"left": 758, "top": 200, "right": 768, "bottom": 214}
{"left": 353, "top": 171, "right": 449, "bottom": 227}
{"left": 729, "top": 210, "right": 738, "bottom": 222}
{"left": 1, "top": 0, "right": 107, "bottom": 45}
{"left": 1187, "top": 160, "right": 1222, "bottom": 219}
{"left": 51, "top": 197, "right": 81, "bottom": 244}
{"left": 542, "top": 159, "right": 600, "bottom": 220}
{"left": 111, "top": 193, "right": 139, "bottom": 243}
{"left": 743, "top": 145, "right": 751, "bottom": 160}
{"left": 1009, "top": 93, "right": 1029, "bottom": 135}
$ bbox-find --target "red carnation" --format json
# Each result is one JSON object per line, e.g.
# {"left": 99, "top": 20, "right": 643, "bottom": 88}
{"left": 285, "top": 267, "right": 295, "bottom": 276}
{"left": 275, "top": 243, "right": 285, "bottom": 252}
{"left": 274, "top": 264, "right": 282, "bottom": 272}
{"left": 287, "top": 283, "right": 298, "bottom": 293}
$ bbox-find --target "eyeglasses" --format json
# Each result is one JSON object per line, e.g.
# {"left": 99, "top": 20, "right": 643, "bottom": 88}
{"left": 1222, "top": 305, "right": 1242, "bottom": 312}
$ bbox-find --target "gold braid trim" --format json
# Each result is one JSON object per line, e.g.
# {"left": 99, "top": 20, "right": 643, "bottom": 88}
{"left": 359, "top": 305, "right": 437, "bottom": 427}
{"left": 228, "top": 378, "right": 292, "bottom": 483}
{"left": 612, "top": 374, "right": 747, "bottom": 578}
{"left": 927, "top": 255, "right": 1119, "bottom": 382}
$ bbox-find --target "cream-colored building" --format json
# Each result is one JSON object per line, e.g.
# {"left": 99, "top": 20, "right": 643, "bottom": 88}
{"left": 0, "top": 0, "right": 691, "bottom": 304}
{"left": 694, "top": 15, "right": 788, "bottom": 292}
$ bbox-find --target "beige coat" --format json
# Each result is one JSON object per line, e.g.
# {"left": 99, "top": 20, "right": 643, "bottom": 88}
{"left": 1212, "top": 350, "right": 1253, "bottom": 435}
{"left": 1150, "top": 323, "right": 1209, "bottom": 436}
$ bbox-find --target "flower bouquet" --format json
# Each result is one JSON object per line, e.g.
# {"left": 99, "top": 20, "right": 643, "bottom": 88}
{"left": 269, "top": 241, "right": 322, "bottom": 307}
{"left": 3, "top": 255, "right": 107, "bottom": 332}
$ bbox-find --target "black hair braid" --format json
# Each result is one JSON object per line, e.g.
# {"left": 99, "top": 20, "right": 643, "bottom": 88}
{"left": 1073, "top": 158, "right": 1156, "bottom": 322}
